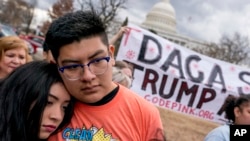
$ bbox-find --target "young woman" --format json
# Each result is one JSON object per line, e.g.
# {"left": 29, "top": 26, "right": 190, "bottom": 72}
{"left": 204, "top": 94, "right": 250, "bottom": 141}
{"left": 0, "top": 61, "right": 74, "bottom": 141}
{"left": 0, "top": 36, "right": 32, "bottom": 79}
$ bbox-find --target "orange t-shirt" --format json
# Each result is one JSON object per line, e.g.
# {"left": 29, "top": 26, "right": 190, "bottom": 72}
{"left": 49, "top": 85, "right": 164, "bottom": 141}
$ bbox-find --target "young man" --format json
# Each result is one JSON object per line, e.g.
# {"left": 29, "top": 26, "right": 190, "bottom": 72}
{"left": 45, "top": 10, "right": 165, "bottom": 141}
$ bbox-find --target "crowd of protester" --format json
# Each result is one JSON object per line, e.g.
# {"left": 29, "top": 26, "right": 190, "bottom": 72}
{"left": 0, "top": 10, "right": 166, "bottom": 141}
{"left": 2, "top": 9, "right": 247, "bottom": 141}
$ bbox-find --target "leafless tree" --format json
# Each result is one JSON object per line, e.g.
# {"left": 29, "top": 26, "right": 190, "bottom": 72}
{"left": 48, "top": 0, "right": 74, "bottom": 20}
{"left": 0, "top": 0, "right": 4, "bottom": 9}
{"left": 220, "top": 33, "right": 249, "bottom": 64}
{"left": 40, "top": 0, "right": 74, "bottom": 35}
{"left": 76, "top": 0, "right": 127, "bottom": 34}
{"left": 193, "top": 32, "right": 250, "bottom": 66}
{"left": 0, "top": 0, "right": 37, "bottom": 34}
{"left": 0, "top": 0, "right": 23, "bottom": 27}
{"left": 20, "top": 0, "right": 38, "bottom": 34}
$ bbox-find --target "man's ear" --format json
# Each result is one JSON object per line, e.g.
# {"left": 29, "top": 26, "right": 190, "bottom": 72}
{"left": 108, "top": 45, "right": 115, "bottom": 65}
{"left": 109, "top": 45, "right": 115, "bottom": 57}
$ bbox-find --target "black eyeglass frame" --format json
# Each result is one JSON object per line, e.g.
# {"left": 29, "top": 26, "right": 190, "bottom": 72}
{"left": 58, "top": 56, "right": 111, "bottom": 73}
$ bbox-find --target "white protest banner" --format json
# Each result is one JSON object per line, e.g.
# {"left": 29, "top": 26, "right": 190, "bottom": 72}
{"left": 116, "top": 23, "right": 250, "bottom": 123}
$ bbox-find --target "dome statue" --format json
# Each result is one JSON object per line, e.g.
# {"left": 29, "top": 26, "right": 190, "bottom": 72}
{"left": 141, "top": 0, "right": 177, "bottom": 34}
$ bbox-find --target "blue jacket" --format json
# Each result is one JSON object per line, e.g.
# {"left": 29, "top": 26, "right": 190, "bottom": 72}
{"left": 204, "top": 124, "right": 229, "bottom": 141}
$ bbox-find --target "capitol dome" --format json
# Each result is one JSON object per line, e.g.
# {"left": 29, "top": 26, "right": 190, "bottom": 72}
{"left": 141, "top": 0, "right": 177, "bottom": 34}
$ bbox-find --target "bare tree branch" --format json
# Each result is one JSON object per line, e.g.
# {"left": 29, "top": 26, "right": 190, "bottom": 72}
{"left": 192, "top": 32, "right": 250, "bottom": 66}
{"left": 40, "top": 0, "right": 74, "bottom": 34}
{"left": 76, "top": 0, "right": 127, "bottom": 30}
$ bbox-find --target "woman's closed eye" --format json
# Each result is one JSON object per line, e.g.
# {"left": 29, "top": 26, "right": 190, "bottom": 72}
{"left": 6, "top": 54, "right": 15, "bottom": 58}
{"left": 47, "top": 101, "right": 53, "bottom": 105}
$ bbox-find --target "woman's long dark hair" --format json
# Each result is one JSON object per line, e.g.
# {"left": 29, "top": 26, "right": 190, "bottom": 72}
{"left": 0, "top": 61, "right": 74, "bottom": 141}
{"left": 223, "top": 94, "right": 250, "bottom": 124}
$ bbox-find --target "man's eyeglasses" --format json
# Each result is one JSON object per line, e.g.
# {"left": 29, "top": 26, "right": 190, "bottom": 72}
{"left": 58, "top": 56, "right": 110, "bottom": 81}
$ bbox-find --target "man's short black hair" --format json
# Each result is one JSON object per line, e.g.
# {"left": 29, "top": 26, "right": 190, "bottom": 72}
{"left": 43, "top": 43, "right": 49, "bottom": 52}
{"left": 44, "top": 10, "right": 109, "bottom": 62}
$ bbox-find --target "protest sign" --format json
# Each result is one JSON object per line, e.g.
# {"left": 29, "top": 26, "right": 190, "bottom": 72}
{"left": 116, "top": 23, "right": 250, "bottom": 123}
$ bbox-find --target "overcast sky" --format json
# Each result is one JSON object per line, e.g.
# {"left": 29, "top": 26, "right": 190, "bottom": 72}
{"left": 35, "top": 0, "right": 250, "bottom": 43}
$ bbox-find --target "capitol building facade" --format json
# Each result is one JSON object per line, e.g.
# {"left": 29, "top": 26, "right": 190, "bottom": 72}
{"left": 140, "top": 0, "right": 207, "bottom": 49}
